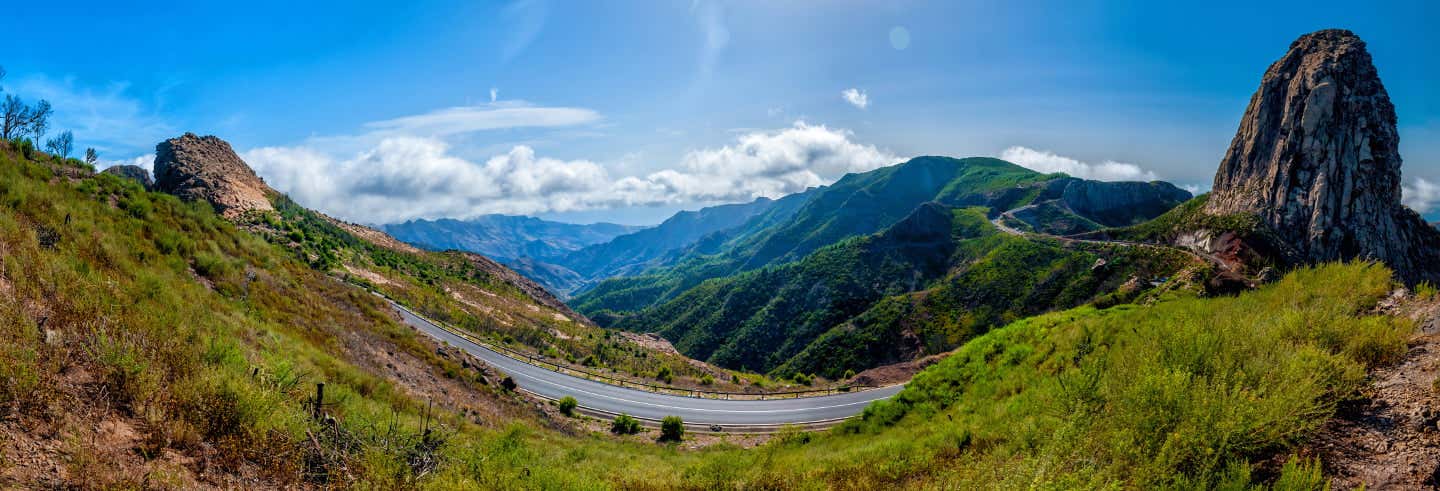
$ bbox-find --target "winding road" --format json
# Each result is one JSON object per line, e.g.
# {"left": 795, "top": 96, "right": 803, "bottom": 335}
{"left": 390, "top": 302, "right": 904, "bottom": 428}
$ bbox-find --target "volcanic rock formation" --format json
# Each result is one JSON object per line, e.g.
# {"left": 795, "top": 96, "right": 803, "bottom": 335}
{"left": 1204, "top": 29, "right": 1440, "bottom": 284}
{"left": 100, "top": 164, "right": 154, "bottom": 190}
{"left": 152, "top": 133, "right": 274, "bottom": 218}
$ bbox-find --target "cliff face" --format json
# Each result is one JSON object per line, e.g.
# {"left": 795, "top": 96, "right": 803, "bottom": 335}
{"left": 1204, "top": 29, "right": 1440, "bottom": 284}
{"left": 1058, "top": 179, "right": 1193, "bottom": 227}
{"left": 152, "top": 133, "right": 274, "bottom": 218}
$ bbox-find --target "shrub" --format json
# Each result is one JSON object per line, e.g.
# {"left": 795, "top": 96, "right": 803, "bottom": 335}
{"left": 558, "top": 396, "right": 578, "bottom": 417}
{"left": 659, "top": 415, "right": 684, "bottom": 442}
{"left": 500, "top": 377, "right": 517, "bottom": 392}
{"left": 699, "top": 374, "right": 714, "bottom": 386}
{"left": 610, "top": 414, "right": 641, "bottom": 435}
{"left": 842, "top": 368, "right": 856, "bottom": 380}
{"left": 656, "top": 366, "right": 673, "bottom": 384}
{"left": 1417, "top": 282, "right": 1439, "bottom": 300}
{"left": 192, "top": 251, "right": 233, "bottom": 279}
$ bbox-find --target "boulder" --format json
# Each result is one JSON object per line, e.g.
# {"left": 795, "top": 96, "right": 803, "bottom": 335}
{"left": 152, "top": 133, "right": 274, "bottom": 218}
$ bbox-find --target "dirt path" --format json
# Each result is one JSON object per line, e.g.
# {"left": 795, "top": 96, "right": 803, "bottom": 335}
{"left": 1308, "top": 298, "right": 1440, "bottom": 489}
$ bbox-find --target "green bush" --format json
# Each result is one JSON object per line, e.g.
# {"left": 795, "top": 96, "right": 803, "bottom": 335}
{"left": 558, "top": 396, "right": 578, "bottom": 417}
{"left": 656, "top": 366, "right": 673, "bottom": 384}
{"left": 659, "top": 415, "right": 684, "bottom": 442}
{"left": 192, "top": 251, "right": 233, "bottom": 279}
{"left": 699, "top": 374, "right": 714, "bottom": 386}
{"left": 610, "top": 413, "right": 641, "bottom": 435}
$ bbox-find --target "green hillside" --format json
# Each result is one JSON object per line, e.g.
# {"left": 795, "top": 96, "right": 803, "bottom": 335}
{"left": 610, "top": 203, "right": 1195, "bottom": 376}
{"left": 578, "top": 156, "right": 1194, "bottom": 377}
{"left": 572, "top": 157, "right": 1057, "bottom": 315}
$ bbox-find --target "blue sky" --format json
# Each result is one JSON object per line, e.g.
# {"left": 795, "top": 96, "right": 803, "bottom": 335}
{"left": 2, "top": 0, "right": 1437, "bottom": 225}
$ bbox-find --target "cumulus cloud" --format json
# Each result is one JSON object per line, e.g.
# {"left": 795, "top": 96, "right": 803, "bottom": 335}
{"left": 998, "top": 146, "right": 1159, "bottom": 182}
{"left": 841, "top": 88, "right": 869, "bottom": 109}
{"left": 1403, "top": 178, "right": 1440, "bottom": 214}
{"left": 245, "top": 122, "right": 898, "bottom": 224}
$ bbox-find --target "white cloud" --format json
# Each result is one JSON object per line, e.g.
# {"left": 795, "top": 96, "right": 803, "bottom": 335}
{"left": 97, "top": 153, "right": 155, "bottom": 171}
{"left": 489, "top": 87, "right": 499, "bottom": 103}
{"left": 841, "top": 88, "right": 869, "bottom": 109}
{"left": 245, "top": 121, "right": 898, "bottom": 224}
{"left": 692, "top": 0, "right": 729, "bottom": 80}
{"left": 1403, "top": 178, "right": 1440, "bottom": 214}
{"left": 998, "top": 146, "right": 1159, "bottom": 182}
{"left": 500, "top": 0, "right": 548, "bottom": 63}
{"left": 362, "top": 101, "right": 600, "bottom": 138}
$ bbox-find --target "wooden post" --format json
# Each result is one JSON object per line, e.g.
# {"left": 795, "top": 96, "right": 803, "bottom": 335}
{"left": 313, "top": 383, "right": 325, "bottom": 421}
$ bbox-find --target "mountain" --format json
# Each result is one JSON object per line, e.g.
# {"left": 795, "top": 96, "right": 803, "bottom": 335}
{"left": 561, "top": 195, "right": 799, "bottom": 283}
{"left": 572, "top": 156, "right": 1192, "bottom": 317}
{"left": 381, "top": 215, "right": 641, "bottom": 263}
{"left": 1202, "top": 29, "right": 1440, "bottom": 284}
{"left": 576, "top": 156, "right": 1195, "bottom": 375}
{"left": 1106, "top": 30, "right": 1440, "bottom": 286}
{"left": 611, "top": 202, "right": 1193, "bottom": 376}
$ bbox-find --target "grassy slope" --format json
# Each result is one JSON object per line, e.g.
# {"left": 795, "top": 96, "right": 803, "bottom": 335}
{"left": 0, "top": 146, "right": 534, "bottom": 487}
{"left": 634, "top": 263, "right": 1404, "bottom": 489}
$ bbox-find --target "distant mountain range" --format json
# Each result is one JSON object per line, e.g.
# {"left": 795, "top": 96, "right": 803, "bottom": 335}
{"left": 381, "top": 215, "right": 642, "bottom": 263}
{"left": 382, "top": 196, "right": 808, "bottom": 297}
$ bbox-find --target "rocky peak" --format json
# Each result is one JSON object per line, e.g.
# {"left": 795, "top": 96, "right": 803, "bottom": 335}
{"left": 1203, "top": 29, "right": 1440, "bottom": 284}
{"left": 152, "top": 133, "right": 274, "bottom": 218}
{"left": 101, "top": 164, "right": 154, "bottom": 190}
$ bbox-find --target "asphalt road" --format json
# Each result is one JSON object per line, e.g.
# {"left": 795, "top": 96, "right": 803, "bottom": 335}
{"left": 393, "top": 304, "right": 905, "bottom": 426}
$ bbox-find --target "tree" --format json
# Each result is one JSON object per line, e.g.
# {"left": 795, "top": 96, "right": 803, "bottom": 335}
{"left": 558, "top": 396, "right": 578, "bottom": 417}
{"left": 610, "top": 414, "right": 641, "bottom": 435}
{"left": 26, "top": 100, "right": 50, "bottom": 141}
{"left": 45, "top": 130, "right": 73, "bottom": 159}
{"left": 659, "top": 415, "right": 684, "bottom": 442}
{"left": 84, "top": 147, "right": 97, "bottom": 165}
{"left": 1, "top": 95, "right": 26, "bottom": 140}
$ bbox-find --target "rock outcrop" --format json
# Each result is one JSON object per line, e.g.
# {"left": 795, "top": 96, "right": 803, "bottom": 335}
{"left": 101, "top": 164, "right": 154, "bottom": 190}
{"left": 152, "top": 133, "right": 274, "bottom": 218}
{"left": 1058, "top": 179, "right": 1193, "bottom": 227}
{"left": 1204, "top": 29, "right": 1440, "bottom": 284}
